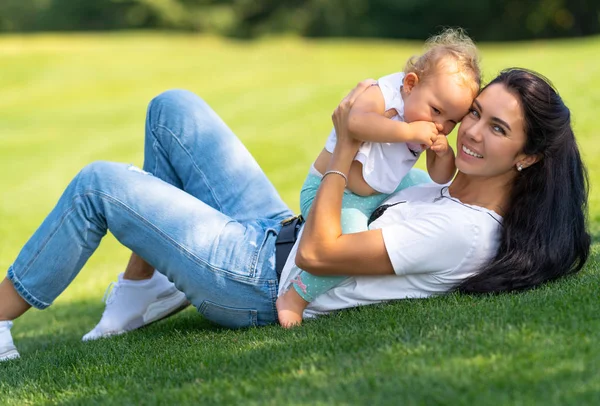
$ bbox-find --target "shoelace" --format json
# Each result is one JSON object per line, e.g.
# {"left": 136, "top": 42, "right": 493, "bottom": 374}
{"left": 102, "top": 282, "right": 120, "bottom": 305}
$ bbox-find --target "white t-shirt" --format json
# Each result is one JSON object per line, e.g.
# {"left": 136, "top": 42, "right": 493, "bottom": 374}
{"left": 277, "top": 183, "right": 503, "bottom": 318}
{"left": 324, "top": 72, "right": 424, "bottom": 194}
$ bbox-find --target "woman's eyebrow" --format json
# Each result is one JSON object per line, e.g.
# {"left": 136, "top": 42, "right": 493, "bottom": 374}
{"left": 474, "top": 100, "right": 512, "bottom": 131}
{"left": 492, "top": 117, "right": 511, "bottom": 131}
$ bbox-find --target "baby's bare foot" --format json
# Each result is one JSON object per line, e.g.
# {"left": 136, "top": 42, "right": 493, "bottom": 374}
{"left": 276, "top": 289, "right": 309, "bottom": 328}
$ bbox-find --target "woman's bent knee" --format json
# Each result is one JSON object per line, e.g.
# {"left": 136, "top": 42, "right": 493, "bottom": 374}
{"left": 77, "top": 161, "right": 120, "bottom": 182}
{"left": 75, "top": 161, "right": 136, "bottom": 197}
{"left": 148, "top": 89, "right": 206, "bottom": 117}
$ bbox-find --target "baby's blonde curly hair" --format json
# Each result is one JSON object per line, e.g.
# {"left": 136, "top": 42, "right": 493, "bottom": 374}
{"left": 404, "top": 28, "right": 481, "bottom": 95}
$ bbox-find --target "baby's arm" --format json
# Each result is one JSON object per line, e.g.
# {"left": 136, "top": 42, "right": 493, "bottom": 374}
{"left": 340, "top": 86, "right": 438, "bottom": 196}
{"left": 426, "top": 135, "right": 456, "bottom": 184}
{"left": 347, "top": 86, "right": 437, "bottom": 147}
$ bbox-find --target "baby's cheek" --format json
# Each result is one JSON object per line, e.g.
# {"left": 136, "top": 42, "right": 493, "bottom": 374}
{"left": 444, "top": 123, "right": 456, "bottom": 135}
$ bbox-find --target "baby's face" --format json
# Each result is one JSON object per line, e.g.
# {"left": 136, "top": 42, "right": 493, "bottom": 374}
{"left": 403, "top": 72, "right": 475, "bottom": 135}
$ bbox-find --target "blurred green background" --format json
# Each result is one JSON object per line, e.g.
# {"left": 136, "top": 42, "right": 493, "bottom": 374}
{"left": 1, "top": 0, "right": 599, "bottom": 40}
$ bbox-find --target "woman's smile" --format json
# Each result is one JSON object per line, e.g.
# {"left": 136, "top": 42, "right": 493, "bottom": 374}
{"left": 461, "top": 144, "right": 484, "bottom": 159}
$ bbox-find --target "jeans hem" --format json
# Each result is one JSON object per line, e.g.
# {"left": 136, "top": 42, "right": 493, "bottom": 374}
{"left": 7, "top": 266, "right": 51, "bottom": 310}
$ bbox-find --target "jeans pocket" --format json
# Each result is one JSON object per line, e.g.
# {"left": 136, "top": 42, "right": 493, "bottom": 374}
{"left": 198, "top": 300, "right": 258, "bottom": 329}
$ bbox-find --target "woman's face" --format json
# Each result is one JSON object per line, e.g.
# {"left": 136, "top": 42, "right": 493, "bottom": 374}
{"left": 455, "top": 83, "right": 530, "bottom": 178}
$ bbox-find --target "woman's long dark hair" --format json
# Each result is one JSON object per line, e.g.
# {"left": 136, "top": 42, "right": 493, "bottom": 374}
{"left": 456, "top": 68, "right": 591, "bottom": 293}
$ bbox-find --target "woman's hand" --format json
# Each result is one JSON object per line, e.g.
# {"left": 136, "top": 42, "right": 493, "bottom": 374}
{"left": 332, "top": 79, "right": 377, "bottom": 150}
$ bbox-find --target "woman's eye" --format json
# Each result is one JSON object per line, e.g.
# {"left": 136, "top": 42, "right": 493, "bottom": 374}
{"left": 492, "top": 125, "right": 506, "bottom": 135}
{"left": 432, "top": 107, "right": 441, "bottom": 115}
{"left": 469, "top": 108, "right": 479, "bottom": 118}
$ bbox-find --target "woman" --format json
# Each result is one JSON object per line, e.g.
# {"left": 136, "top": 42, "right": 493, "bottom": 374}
{"left": 0, "top": 69, "right": 590, "bottom": 361}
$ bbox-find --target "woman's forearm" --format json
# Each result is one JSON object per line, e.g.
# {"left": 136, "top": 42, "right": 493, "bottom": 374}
{"left": 295, "top": 145, "right": 393, "bottom": 276}
{"left": 297, "top": 145, "right": 355, "bottom": 266}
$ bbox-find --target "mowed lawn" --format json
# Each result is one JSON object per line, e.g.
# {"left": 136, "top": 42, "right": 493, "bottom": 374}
{"left": 0, "top": 32, "right": 599, "bottom": 405}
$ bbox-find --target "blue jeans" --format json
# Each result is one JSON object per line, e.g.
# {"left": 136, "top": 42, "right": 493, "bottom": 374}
{"left": 7, "top": 90, "right": 294, "bottom": 328}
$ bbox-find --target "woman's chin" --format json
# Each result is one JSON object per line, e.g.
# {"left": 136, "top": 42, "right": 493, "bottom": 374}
{"left": 455, "top": 160, "right": 483, "bottom": 175}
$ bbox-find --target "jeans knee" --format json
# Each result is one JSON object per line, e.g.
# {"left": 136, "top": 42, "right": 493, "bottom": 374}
{"left": 148, "top": 89, "right": 204, "bottom": 119}
{"left": 77, "top": 161, "right": 118, "bottom": 186}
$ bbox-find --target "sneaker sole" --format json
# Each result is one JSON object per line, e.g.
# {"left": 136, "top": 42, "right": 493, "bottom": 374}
{"left": 124, "top": 289, "right": 191, "bottom": 332}
{"left": 0, "top": 348, "right": 20, "bottom": 362}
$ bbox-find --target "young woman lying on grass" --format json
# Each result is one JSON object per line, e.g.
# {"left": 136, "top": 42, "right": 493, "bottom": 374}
{"left": 0, "top": 68, "right": 590, "bottom": 361}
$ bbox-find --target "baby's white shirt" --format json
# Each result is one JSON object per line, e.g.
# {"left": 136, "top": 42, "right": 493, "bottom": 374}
{"left": 324, "top": 72, "right": 423, "bottom": 194}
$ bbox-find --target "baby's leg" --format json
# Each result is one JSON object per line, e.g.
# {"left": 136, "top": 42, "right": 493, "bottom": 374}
{"left": 290, "top": 202, "right": 383, "bottom": 298}
{"left": 295, "top": 168, "right": 433, "bottom": 298}
{"left": 277, "top": 168, "right": 432, "bottom": 328}
{"left": 277, "top": 189, "right": 386, "bottom": 328}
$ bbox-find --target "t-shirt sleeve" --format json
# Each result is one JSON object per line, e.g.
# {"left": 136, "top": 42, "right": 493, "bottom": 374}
{"left": 377, "top": 82, "right": 396, "bottom": 111}
{"left": 380, "top": 212, "right": 475, "bottom": 275}
{"left": 324, "top": 127, "right": 337, "bottom": 153}
{"left": 377, "top": 72, "right": 405, "bottom": 113}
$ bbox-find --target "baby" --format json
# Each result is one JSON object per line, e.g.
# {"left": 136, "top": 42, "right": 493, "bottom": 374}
{"left": 276, "top": 28, "right": 481, "bottom": 327}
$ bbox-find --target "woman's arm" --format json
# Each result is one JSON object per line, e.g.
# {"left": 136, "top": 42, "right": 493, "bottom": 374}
{"left": 296, "top": 81, "right": 395, "bottom": 276}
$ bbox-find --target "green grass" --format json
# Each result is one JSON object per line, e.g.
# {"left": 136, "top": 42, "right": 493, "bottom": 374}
{"left": 0, "top": 32, "right": 599, "bottom": 405}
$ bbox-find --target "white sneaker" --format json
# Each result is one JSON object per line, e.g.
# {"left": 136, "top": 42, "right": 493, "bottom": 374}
{"left": 0, "top": 321, "right": 20, "bottom": 362}
{"left": 82, "top": 271, "right": 190, "bottom": 341}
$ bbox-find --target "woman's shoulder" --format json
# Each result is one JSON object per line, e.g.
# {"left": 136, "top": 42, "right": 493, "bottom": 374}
{"left": 392, "top": 184, "right": 502, "bottom": 219}
{"left": 386, "top": 182, "right": 447, "bottom": 204}
{"left": 380, "top": 183, "right": 502, "bottom": 241}
{"left": 375, "top": 186, "right": 502, "bottom": 277}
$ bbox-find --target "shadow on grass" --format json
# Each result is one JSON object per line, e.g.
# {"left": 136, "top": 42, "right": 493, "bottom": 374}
{"left": 1, "top": 257, "right": 599, "bottom": 404}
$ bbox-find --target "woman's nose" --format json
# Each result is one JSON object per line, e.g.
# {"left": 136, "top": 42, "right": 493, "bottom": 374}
{"left": 464, "top": 121, "right": 483, "bottom": 143}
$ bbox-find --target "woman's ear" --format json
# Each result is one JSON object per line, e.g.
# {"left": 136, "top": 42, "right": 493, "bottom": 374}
{"left": 519, "top": 153, "right": 543, "bottom": 170}
{"left": 403, "top": 72, "right": 419, "bottom": 94}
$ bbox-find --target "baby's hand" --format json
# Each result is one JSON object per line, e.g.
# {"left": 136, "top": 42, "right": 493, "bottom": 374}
{"left": 430, "top": 134, "right": 451, "bottom": 157}
{"left": 407, "top": 121, "right": 440, "bottom": 148}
